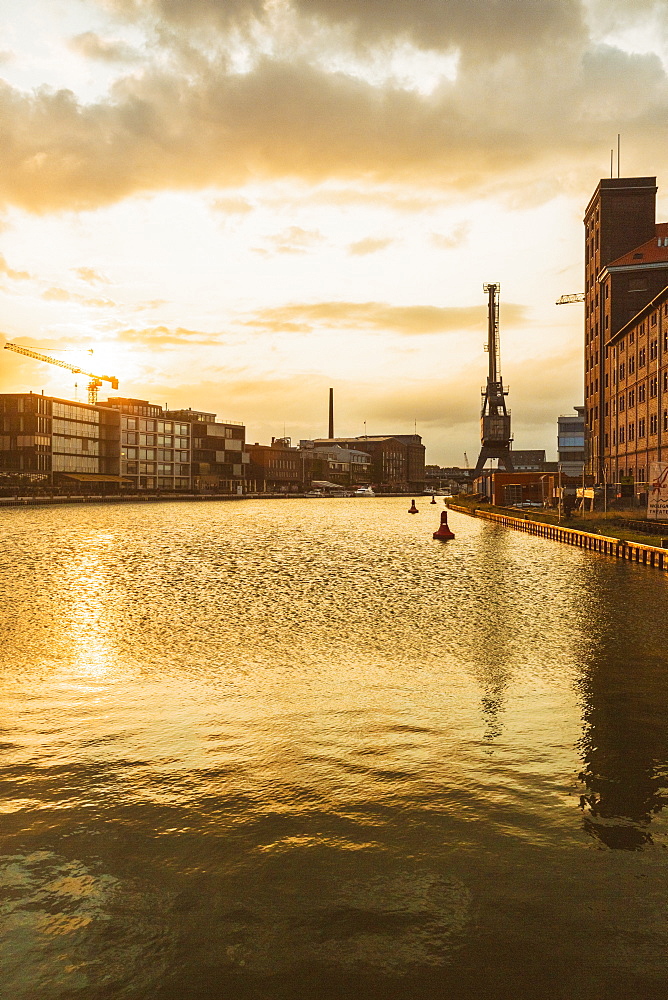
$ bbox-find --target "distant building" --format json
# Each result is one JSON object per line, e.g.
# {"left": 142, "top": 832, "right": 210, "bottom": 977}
{"left": 309, "top": 434, "right": 425, "bottom": 491}
{"left": 474, "top": 470, "right": 555, "bottom": 507}
{"left": 557, "top": 407, "right": 585, "bottom": 478}
{"left": 246, "top": 437, "right": 302, "bottom": 492}
{"left": 510, "top": 449, "right": 546, "bottom": 471}
{"left": 164, "top": 408, "right": 248, "bottom": 494}
{"left": 105, "top": 398, "right": 192, "bottom": 492}
{"left": 0, "top": 391, "right": 248, "bottom": 494}
{"left": 299, "top": 441, "right": 371, "bottom": 488}
{"left": 0, "top": 392, "right": 123, "bottom": 492}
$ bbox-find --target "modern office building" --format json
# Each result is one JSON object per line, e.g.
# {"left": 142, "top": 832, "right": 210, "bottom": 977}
{"left": 164, "top": 408, "right": 248, "bottom": 493}
{"left": 104, "top": 397, "right": 192, "bottom": 492}
{"left": 0, "top": 391, "right": 122, "bottom": 490}
{"left": 0, "top": 391, "right": 248, "bottom": 494}
{"left": 557, "top": 407, "right": 585, "bottom": 478}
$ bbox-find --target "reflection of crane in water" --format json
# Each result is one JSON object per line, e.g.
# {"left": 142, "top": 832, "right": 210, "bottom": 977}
{"left": 4, "top": 342, "right": 118, "bottom": 404}
{"left": 472, "top": 283, "right": 513, "bottom": 477}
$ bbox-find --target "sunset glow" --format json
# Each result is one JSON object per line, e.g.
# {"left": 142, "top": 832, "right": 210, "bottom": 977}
{"left": 2, "top": 1, "right": 668, "bottom": 461}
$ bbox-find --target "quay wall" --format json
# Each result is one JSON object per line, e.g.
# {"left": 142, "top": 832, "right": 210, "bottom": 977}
{"left": 447, "top": 503, "right": 668, "bottom": 572}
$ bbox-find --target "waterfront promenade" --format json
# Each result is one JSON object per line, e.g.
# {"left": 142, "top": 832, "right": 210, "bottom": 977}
{"left": 1, "top": 499, "right": 667, "bottom": 999}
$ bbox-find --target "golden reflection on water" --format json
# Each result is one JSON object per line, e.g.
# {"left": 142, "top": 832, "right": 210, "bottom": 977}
{"left": 1, "top": 499, "right": 668, "bottom": 998}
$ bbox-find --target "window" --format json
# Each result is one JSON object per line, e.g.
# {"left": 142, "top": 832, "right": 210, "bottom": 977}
{"left": 619, "top": 362, "right": 625, "bottom": 380}
{"left": 619, "top": 396, "right": 625, "bottom": 412}
{"left": 664, "top": 410, "right": 668, "bottom": 432}
{"left": 619, "top": 427, "right": 625, "bottom": 443}
{"left": 629, "top": 331, "right": 634, "bottom": 344}
{"left": 628, "top": 356, "right": 635, "bottom": 374}
{"left": 639, "top": 347, "right": 646, "bottom": 367}
{"left": 638, "top": 417, "right": 646, "bottom": 438}
{"left": 650, "top": 377, "right": 658, "bottom": 398}
{"left": 628, "top": 423, "right": 634, "bottom": 441}
{"left": 639, "top": 384, "right": 646, "bottom": 403}
{"left": 650, "top": 413, "right": 658, "bottom": 435}
{"left": 650, "top": 338, "right": 658, "bottom": 360}
{"left": 628, "top": 389, "right": 635, "bottom": 407}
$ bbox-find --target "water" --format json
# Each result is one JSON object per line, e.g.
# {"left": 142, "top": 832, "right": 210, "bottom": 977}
{"left": 1, "top": 498, "right": 667, "bottom": 999}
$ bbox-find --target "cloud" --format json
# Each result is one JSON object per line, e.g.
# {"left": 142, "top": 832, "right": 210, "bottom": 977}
{"left": 41, "top": 287, "right": 115, "bottom": 307}
{"left": 0, "top": 254, "right": 31, "bottom": 280}
{"left": 244, "top": 299, "right": 528, "bottom": 336}
{"left": 211, "top": 196, "right": 254, "bottom": 215}
{"left": 69, "top": 31, "right": 141, "bottom": 63}
{"left": 348, "top": 236, "right": 394, "bottom": 255}
{"left": 253, "top": 226, "right": 324, "bottom": 255}
{"left": 73, "top": 266, "right": 110, "bottom": 284}
{"left": 115, "top": 325, "right": 223, "bottom": 346}
{"left": 430, "top": 223, "right": 470, "bottom": 250}
{"left": 0, "top": 2, "right": 667, "bottom": 214}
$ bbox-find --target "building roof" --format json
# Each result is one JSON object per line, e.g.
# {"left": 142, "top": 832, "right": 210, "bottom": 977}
{"left": 607, "top": 222, "right": 668, "bottom": 268}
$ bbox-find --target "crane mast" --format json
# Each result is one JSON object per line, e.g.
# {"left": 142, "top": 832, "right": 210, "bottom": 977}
{"left": 472, "top": 283, "right": 514, "bottom": 478}
{"left": 3, "top": 342, "right": 118, "bottom": 404}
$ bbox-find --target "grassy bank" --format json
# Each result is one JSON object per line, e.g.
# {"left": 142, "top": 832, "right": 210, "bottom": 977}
{"left": 451, "top": 495, "right": 668, "bottom": 549}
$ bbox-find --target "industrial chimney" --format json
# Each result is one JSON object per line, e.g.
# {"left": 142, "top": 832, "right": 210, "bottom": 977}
{"left": 328, "top": 387, "right": 334, "bottom": 439}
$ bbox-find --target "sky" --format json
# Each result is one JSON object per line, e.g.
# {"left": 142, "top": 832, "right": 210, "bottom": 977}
{"left": 2, "top": 0, "right": 668, "bottom": 463}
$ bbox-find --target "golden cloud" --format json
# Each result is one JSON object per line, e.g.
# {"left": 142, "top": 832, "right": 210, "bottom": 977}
{"left": 41, "top": 287, "right": 115, "bottom": 307}
{"left": 243, "top": 299, "right": 528, "bottom": 335}
{"left": 348, "top": 237, "right": 394, "bottom": 256}
{"left": 0, "top": 254, "right": 31, "bottom": 280}
{"left": 115, "top": 325, "right": 223, "bottom": 346}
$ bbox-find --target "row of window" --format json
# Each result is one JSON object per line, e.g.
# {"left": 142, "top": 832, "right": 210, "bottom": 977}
{"left": 121, "top": 417, "right": 190, "bottom": 435}
{"left": 123, "top": 462, "right": 190, "bottom": 476}
{"left": 122, "top": 432, "right": 190, "bottom": 449}
{"left": 610, "top": 411, "right": 668, "bottom": 445}
{"left": 53, "top": 403, "right": 99, "bottom": 423}
{"left": 52, "top": 436, "right": 100, "bottom": 456}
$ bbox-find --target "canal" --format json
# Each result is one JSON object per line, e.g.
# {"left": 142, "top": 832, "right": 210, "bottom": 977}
{"left": 1, "top": 498, "right": 667, "bottom": 999}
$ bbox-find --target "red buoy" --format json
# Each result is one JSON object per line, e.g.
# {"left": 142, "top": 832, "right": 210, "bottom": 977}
{"left": 433, "top": 510, "right": 455, "bottom": 540}
{"left": 409, "top": 499, "right": 419, "bottom": 513}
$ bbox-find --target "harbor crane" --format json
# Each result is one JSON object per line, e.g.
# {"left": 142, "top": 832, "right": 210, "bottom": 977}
{"left": 472, "top": 283, "right": 514, "bottom": 478}
{"left": 556, "top": 293, "right": 585, "bottom": 305}
{"left": 3, "top": 342, "right": 118, "bottom": 404}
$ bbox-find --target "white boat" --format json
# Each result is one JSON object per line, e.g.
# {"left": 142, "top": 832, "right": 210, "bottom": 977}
{"left": 354, "top": 486, "right": 375, "bottom": 496}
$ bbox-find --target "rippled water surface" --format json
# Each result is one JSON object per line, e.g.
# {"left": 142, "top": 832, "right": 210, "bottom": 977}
{"left": 1, "top": 498, "right": 668, "bottom": 999}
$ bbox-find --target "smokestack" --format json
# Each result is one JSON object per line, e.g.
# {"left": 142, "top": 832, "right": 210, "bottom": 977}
{"left": 328, "top": 387, "right": 334, "bottom": 439}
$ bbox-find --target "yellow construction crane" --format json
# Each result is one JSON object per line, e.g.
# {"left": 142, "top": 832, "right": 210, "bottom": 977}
{"left": 3, "top": 342, "right": 118, "bottom": 404}
{"left": 556, "top": 293, "right": 585, "bottom": 305}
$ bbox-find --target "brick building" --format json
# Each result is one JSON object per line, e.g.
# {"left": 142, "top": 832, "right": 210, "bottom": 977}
{"left": 584, "top": 175, "right": 668, "bottom": 491}
{"left": 309, "top": 434, "right": 425, "bottom": 491}
{"left": 246, "top": 437, "right": 302, "bottom": 492}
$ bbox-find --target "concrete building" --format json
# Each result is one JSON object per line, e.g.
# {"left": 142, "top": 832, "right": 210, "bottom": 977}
{"left": 584, "top": 175, "right": 668, "bottom": 494}
{"left": 164, "top": 408, "right": 248, "bottom": 493}
{"left": 558, "top": 407, "right": 585, "bottom": 478}
{"left": 105, "top": 397, "right": 192, "bottom": 492}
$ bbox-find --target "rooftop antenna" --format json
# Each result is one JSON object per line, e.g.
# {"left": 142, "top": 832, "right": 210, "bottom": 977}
{"left": 617, "top": 133, "right": 621, "bottom": 177}
{"left": 328, "top": 387, "right": 334, "bottom": 439}
{"left": 610, "top": 149, "right": 614, "bottom": 179}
